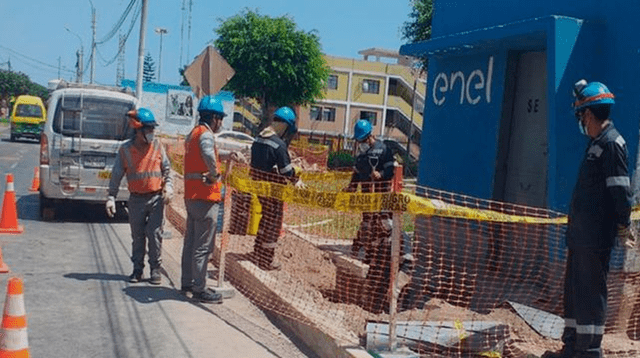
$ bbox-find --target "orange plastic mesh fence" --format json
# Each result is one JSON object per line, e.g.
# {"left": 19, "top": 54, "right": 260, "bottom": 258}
{"left": 289, "top": 141, "right": 330, "bottom": 170}
{"left": 215, "top": 163, "right": 640, "bottom": 357}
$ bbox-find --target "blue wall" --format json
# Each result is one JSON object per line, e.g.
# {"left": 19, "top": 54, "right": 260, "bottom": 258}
{"left": 401, "top": 1, "right": 640, "bottom": 212}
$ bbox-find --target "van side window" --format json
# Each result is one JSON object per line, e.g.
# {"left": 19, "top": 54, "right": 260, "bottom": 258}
{"left": 52, "top": 96, "right": 135, "bottom": 140}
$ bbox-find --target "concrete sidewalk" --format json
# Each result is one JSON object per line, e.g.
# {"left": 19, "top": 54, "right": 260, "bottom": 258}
{"left": 160, "top": 213, "right": 318, "bottom": 358}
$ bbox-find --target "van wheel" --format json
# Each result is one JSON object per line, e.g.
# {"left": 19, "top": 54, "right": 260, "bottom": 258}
{"left": 39, "top": 194, "right": 55, "bottom": 221}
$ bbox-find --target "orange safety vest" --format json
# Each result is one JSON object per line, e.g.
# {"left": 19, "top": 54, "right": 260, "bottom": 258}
{"left": 184, "top": 124, "right": 222, "bottom": 201}
{"left": 120, "top": 139, "right": 164, "bottom": 194}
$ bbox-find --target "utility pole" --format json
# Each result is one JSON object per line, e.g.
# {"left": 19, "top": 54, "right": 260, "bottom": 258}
{"left": 136, "top": 0, "right": 149, "bottom": 99}
{"left": 58, "top": 57, "right": 61, "bottom": 79}
{"left": 65, "top": 26, "right": 84, "bottom": 83}
{"left": 76, "top": 50, "right": 84, "bottom": 83}
{"left": 154, "top": 27, "right": 168, "bottom": 82}
{"left": 116, "top": 33, "right": 126, "bottom": 86}
{"left": 90, "top": 1, "right": 97, "bottom": 84}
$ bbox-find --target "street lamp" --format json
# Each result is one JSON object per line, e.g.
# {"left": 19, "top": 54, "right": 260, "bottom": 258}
{"left": 154, "top": 27, "right": 168, "bottom": 82}
{"left": 65, "top": 26, "right": 84, "bottom": 83}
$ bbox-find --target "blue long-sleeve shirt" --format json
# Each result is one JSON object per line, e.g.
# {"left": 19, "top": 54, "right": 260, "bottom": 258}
{"left": 567, "top": 122, "right": 632, "bottom": 249}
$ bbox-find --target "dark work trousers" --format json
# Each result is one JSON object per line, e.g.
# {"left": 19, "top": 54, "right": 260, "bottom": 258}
{"left": 182, "top": 199, "right": 220, "bottom": 294}
{"left": 254, "top": 196, "right": 284, "bottom": 267}
{"left": 562, "top": 246, "right": 611, "bottom": 358}
{"left": 351, "top": 181, "right": 392, "bottom": 263}
{"left": 128, "top": 192, "right": 164, "bottom": 273}
{"left": 353, "top": 212, "right": 392, "bottom": 264}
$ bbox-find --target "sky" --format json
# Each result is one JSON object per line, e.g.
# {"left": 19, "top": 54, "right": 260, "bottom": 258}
{"left": 0, "top": 0, "right": 413, "bottom": 88}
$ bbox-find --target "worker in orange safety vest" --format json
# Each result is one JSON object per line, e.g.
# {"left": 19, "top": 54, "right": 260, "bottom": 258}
{"left": 180, "top": 95, "right": 225, "bottom": 304}
{"left": 106, "top": 107, "right": 173, "bottom": 285}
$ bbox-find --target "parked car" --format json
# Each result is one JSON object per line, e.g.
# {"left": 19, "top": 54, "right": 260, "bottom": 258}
{"left": 214, "top": 130, "right": 254, "bottom": 160}
{"left": 39, "top": 80, "right": 137, "bottom": 219}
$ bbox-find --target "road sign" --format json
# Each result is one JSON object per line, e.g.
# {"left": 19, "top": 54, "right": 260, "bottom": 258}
{"left": 184, "top": 45, "right": 235, "bottom": 98}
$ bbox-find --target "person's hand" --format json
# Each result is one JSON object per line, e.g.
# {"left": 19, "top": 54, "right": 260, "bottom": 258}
{"left": 343, "top": 184, "right": 356, "bottom": 193}
{"left": 618, "top": 224, "right": 637, "bottom": 249}
{"left": 105, "top": 196, "right": 116, "bottom": 218}
{"left": 371, "top": 170, "right": 382, "bottom": 180}
{"left": 294, "top": 179, "right": 306, "bottom": 189}
{"left": 163, "top": 185, "right": 174, "bottom": 204}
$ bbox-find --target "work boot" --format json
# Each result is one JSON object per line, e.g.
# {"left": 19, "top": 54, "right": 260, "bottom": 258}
{"left": 128, "top": 270, "right": 143, "bottom": 283}
{"left": 149, "top": 268, "right": 162, "bottom": 285}
{"left": 541, "top": 347, "right": 574, "bottom": 358}
{"left": 260, "top": 261, "right": 282, "bottom": 271}
{"left": 193, "top": 290, "right": 223, "bottom": 304}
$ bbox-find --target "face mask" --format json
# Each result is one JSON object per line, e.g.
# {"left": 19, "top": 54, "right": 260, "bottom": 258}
{"left": 144, "top": 131, "right": 154, "bottom": 143}
{"left": 357, "top": 142, "right": 370, "bottom": 154}
{"left": 578, "top": 121, "right": 586, "bottom": 136}
{"left": 271, "top": 121, "right": 288, "bottom": 137}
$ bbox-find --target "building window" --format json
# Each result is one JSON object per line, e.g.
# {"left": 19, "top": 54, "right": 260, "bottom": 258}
{"left": 362, "top": 79, "right": 380, "bottom": 94}
{"left": 360, "top": 111, "right": 377, "bottom": 125}
{"left": 322, "top": 107, "right": 336, "bottom": 122}
{"left": 310, "top": 106, "right": 321, "bottom": 121}
{"left": 327, "top": 75, "right": 338, "bottom": 90}
{"left": 310, "top": 106, "right": 336, "bottom": 122}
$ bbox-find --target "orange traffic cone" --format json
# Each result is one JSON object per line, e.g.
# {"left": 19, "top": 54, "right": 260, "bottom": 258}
{"left": 0, "top": 248, "right": 9, "bottom": 273}
{"left": 0, "top": 277, "right": 29, "bottom": 358}
{"left": 27, "top": 168, "right": 39, "bottom": 193}
{"left": 0, "top": 174, "right": 23, "bottom": 234}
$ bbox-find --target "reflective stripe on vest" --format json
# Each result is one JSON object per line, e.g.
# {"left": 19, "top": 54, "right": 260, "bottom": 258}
{"left": 184, "top": 125, "right": 222, "bottom": 201}
{"left": 122, "top": 140, "right": 163, "bottom": 194}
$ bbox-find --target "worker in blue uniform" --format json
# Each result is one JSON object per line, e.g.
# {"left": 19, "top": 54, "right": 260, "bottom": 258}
{"left": 249, "top": 106, "right": 302, "bottom": 270}
{"left": 346, "top": 119, "right": 414, "bottom": 313}
{"left": 543, "top": 80, "right": 635, "bottom": 358}
{"left": 347, "top": 119, "right": 396, "bottom": 263}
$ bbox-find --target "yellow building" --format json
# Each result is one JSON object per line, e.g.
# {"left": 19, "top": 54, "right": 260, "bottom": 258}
{"left": 234, "top": 48, "right": 426, "bottom": 159}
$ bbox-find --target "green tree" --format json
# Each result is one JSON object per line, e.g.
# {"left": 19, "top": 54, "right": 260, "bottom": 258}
{"left": 143, "top": 53, "right": 156, "bottom": 83}
{"left": 0, "top": 70, "right": 49, "bottom": 111}
{"left": 214, "top": 9, "right": 330, "bottom": 127}
{"left": 178, "top": 65, "right": 189, "bottom": 86}
{"left": 402, "top": 0, "right": 434, "bottom": 69}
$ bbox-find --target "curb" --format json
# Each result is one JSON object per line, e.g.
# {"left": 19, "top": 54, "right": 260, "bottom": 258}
{"left": 164, "top": 197, "right": 372, "bottom": 358}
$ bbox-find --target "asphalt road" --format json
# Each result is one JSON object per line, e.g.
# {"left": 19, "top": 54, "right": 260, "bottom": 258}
{"left": 0, "top": 124, "right": 315, "bottom": 358}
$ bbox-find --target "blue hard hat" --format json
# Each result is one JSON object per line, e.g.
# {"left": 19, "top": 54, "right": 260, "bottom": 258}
{"left": 128, "top": 107, "right": 157, "bottom": 128}
{"left": 274, "top": 106, "right": 297, "bottom": 131}
{"left": 353, "top": 119, "right": 373, "bottom": 141}
{"left": 197, "top": 96, "right": 226, "bottom": 116}
{"left": 573, "top": 80, "right": 615, "bottom": 112}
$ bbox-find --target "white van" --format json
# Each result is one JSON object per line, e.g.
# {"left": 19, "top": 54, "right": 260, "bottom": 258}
{"left": 39, "top": 81, "right": 138, "bottom": 219}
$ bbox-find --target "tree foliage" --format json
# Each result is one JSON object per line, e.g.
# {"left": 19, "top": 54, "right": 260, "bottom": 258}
{"left": 402, "top": 0, "right": 434, "bottom": 69}
{"left": 143, "top": 53, "right": 156, "bottom": 83}
{"left": 0, "top": 70, "right": 49, "bottom": 108}
{"left": 178, "top": 66, "right": 189, "bottom": 86}
{"left": 214, "top": 9, "right": 330, "bottom": 125}
{"left": 402, "top": 0, "right": 434, "bottom": 43}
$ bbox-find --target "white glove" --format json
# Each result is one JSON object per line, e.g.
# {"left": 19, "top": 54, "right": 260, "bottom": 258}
{"left": 163, "top": 185, "right": 174, "bottom": 204}
{"left": 618, "top": 224, "right": 637, "bottom": 249}
{"left": 295, "top": 179, "right": 306, "bottom": 189}
{"left": 106, "top": 196, "right": 116, "bottom": 218}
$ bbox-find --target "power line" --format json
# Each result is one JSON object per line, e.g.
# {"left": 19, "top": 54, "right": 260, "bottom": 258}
{"left": 97, "top": 0, "right": 141, "bottom": 67}
{"left": 96, "top": 0, "right": 139, "bottom": 45}
{"left": 0, "top": 45, "right": 74, "bottom": 75}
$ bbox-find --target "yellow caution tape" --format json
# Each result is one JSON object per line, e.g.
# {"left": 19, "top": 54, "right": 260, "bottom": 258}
{"left": 299, "top": 171, "right": 352, "bottom": 182}
{"left": 228, "top": 171, "right": 640, "bottom": 224}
